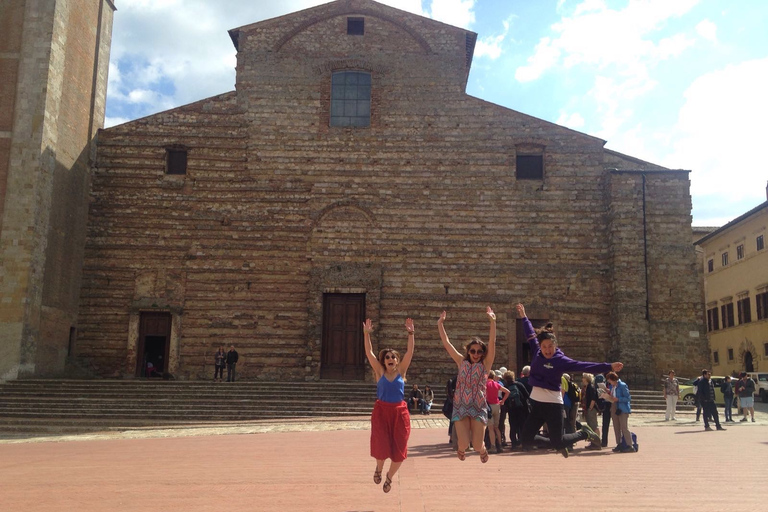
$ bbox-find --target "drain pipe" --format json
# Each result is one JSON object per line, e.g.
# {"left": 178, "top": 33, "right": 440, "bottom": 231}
{"left": 642, "top": 173, "right": 649, "bottom": 321}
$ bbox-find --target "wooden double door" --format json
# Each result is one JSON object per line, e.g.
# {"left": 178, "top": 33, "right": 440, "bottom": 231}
{"left": 321, "top": 293, "right": 365, "bottom": 380}
{"left": 136, "top": 312, "right": 172, "bottom": 377}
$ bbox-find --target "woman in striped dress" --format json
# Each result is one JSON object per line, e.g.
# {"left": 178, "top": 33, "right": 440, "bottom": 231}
{"left": 438, "top": 306, "right": 496, "bottom": 462}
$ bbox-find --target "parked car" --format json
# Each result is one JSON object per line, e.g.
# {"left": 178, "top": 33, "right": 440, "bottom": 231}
{"left": 679, "top": 376, "right": 738, "bottom": 407}
{"left": 747, "top": 372, "right": 768, "bottom": 403}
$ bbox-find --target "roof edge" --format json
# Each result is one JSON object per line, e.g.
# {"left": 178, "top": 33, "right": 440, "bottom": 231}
{"left": 694, "top": 201, "right": 768, "bottom": 246}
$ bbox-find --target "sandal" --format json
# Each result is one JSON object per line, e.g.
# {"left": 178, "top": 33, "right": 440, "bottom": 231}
{"left": 373, "top": 468, "right": 382, "bottom": 485}
{"left": 480, "top": 450, "right": 489, "bottom": 463}
{"left": 457, "top": 449, "right": 466, "bottom": 461}
{"left": 383, "top": 474, "right": 392, "bottom": 493}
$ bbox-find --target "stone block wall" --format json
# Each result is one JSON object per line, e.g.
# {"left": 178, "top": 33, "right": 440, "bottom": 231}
{"left": 0, "top": 0, "right": 114, "bottom": 380}
{"left": 74, "top": 0, "right": 707, "bottom": 385}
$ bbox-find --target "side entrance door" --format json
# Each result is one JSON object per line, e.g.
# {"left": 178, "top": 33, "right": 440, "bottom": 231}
{"left": 321, "top": 293, "right": 365, "bottom": 380}
{"left": 136, "top": 312, "right": 172, "bottom": 377}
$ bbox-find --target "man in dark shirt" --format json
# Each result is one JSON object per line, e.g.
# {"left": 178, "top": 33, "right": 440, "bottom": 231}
{"left": 696, "top": 370, "right": 725, "bottom": 431}
{"left": 226, "top": 345, "right": 239, "bottom": 382}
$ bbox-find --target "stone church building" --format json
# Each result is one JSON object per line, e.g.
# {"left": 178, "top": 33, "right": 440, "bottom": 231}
{"left": 2, "top": 0, "right": 709, "bottom": 385}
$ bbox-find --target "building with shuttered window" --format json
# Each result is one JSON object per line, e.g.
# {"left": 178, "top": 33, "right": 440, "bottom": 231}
{"left": 695, "top": 191, "right": 768, "bottom": 375}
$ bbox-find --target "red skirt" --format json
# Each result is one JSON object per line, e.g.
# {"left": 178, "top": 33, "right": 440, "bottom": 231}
{"left": 370, "top": 400, "right": 410, "bottom": 462}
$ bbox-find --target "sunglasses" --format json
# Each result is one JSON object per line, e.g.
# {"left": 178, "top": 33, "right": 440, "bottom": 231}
{"left": 469, "top": 349, "right": 485, "bottom": 355}
{"left": 384, "top": 354, "right": 398, "bottom": 360}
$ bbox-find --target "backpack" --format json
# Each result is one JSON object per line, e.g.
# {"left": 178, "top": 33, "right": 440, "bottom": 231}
{"left": 566, "top": 380, "right": 580, "bottom": 406}
{"left": 619, "top": 431, "right": 639, "bottom": 452}
{"left": 506, "top": 383, "right": 523, "bottom": 408}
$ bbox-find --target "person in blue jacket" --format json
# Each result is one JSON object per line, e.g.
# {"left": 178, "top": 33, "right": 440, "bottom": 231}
{"left": 602, "top": 371, "right": 637, "bottom": 452}
{"left": 516, "top": 303, "right": 624, "bottom": 457}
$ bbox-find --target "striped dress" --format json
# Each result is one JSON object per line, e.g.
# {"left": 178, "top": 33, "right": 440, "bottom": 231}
{"left": 451, "top": 360, "right": 488, "bottom": 424}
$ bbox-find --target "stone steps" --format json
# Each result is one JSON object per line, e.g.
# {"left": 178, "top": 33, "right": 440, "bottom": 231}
{"left": 0, "top": 379, "right": 689, "bottom": 434}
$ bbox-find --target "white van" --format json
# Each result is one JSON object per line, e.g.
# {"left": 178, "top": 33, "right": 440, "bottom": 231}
{"left": 747, "top": 372, "right": 768, "bottom": 403}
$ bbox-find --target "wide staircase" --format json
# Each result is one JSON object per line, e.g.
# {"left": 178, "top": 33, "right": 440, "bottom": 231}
{"left": 0, "top": 380, "right": 688, "bottom": 436}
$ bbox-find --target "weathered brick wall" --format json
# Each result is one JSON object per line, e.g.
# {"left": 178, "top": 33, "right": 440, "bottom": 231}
{"left": 76, "top": 0, "right": 707, "bottom": 385}
{"left": 0, "top": 0, "right": 114, "bottom": 380}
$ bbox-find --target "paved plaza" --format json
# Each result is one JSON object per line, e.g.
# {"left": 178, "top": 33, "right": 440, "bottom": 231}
{"left": 1, "top": 406, "right": 766, "bottom": 512}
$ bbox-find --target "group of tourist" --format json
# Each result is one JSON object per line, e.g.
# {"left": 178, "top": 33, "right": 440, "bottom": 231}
{"left": 363, "top": 304, "right": 629, "bottom": 493}
{"left": 664, "top": 369, "right": 757, "bottom": 427}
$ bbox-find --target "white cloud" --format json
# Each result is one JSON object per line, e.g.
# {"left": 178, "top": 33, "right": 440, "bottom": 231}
{"left": 427, "top": 0, "right": 476, "bottom": 29}
{"left": 515, "top": 37, "right": 560, "bottom": 82}
{"left": 556, "top": 111, "right": 585, "bottom": 129}
{"left": 104, "top": 116, "right": 130, "bottom": 128}
{"left": 517, "top": 0, "right": 699, "bottom": 81}
{"left": 516, "top": 0, "right": 699, "bottom": 142}
{"left": 695, "top": 19, "right": 717, "bottom": 42}
{"left": 474, "top": 20, "right": 510, "bottom": 60}
{"left": 662, "top": 57, "right": 768, "bottom": 209}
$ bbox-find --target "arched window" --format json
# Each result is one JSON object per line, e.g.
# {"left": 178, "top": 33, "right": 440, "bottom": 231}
{"left": 330, "top": 71, "right": 371, "bottom": 127}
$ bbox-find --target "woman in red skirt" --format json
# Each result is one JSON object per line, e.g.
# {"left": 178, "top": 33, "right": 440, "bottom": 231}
{"left": 363, "top": 317, "right": 415, "bottom": 493}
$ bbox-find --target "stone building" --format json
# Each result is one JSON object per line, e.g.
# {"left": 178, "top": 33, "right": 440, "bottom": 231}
{"left": 0, "top": 0, "right": 115, "bottom": 380}
{"left": 694, "top": 189, "right": 768, "bottom": 376}
{"left": 3, "top": 0, "right": 709, "bottom": 385}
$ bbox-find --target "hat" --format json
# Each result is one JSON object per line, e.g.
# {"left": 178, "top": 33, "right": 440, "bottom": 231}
{"left": 499, "top": 367, "right": 508, "bottom": 373}
{"left": 494, "top": 370, "right": 503, "bottom": 378}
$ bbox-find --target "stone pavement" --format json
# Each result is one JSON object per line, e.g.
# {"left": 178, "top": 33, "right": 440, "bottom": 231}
{"left": 0, "top": 408, "right": 766, "bottom": 512}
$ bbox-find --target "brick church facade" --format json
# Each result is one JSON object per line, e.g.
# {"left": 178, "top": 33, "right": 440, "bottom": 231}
{"left": 2, "top": 0, "right": 709, "bottom": 385}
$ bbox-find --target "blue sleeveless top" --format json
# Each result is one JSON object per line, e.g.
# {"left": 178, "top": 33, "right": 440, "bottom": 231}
{"left": 377, "top": 374, "right": 405, "bottom": 403}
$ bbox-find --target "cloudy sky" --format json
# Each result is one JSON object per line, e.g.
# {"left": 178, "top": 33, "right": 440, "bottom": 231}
{"left": 105, "top": 0, "right": 768, "bottom": 226}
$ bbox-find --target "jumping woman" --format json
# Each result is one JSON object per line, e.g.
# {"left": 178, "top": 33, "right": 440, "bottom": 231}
{"left": 438, "top": 306, "right": 497, "bottom": 463}
{"left": 516, "top": 303, "right": 624, "bottom": 457}
{"left": 363, "top": 317, "right": 415, "bottom": 493}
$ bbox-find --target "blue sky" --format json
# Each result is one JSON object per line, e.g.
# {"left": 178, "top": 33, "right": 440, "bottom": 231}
{"left": 105, "top": 0, "right": 768, "bottom": 226}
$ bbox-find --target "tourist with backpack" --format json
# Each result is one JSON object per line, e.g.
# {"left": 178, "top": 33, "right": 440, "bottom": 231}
{"left": 581, "top": 373, "right": 601, "bottom": 450}
{"left": 516, "top": 303, "right": 622, "bottom": 457}
{"left": 562, "top": 373, "right": 580, "bottom": 434}
{"left": 502, "top": 370, "right": 529, "bottom": 449}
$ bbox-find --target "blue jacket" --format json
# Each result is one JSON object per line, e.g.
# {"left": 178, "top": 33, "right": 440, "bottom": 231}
{"left": 613, "top": 379, "right": 632, "bottom": 414}
{"left": 522, "top": 317, "right": 613, "bottom": 392}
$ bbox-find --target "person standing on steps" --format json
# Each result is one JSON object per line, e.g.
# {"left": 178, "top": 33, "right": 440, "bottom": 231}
{"left": 364, "top": 317, "right": 415, "bottom": 494}
{"left": 226, "top": 345, "right": 239, "bottom": 382}
{"left": 214, "top": 346, "right": 226, "bottom": 382}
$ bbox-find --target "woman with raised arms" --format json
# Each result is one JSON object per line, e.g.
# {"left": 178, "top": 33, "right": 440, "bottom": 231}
{"left": 438, "top": 306, "right": 497, "bottom": 463}
{"left": 516, "top": 303, "right": 623, "bottom": 457}
{"left": 363, "top": 317, "right": 415, "bottom": 493}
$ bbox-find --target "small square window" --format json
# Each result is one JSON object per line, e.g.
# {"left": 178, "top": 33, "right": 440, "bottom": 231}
{"left": 721, "top": 252, "right": 729, "bottom": 266}
{"left": 166, "top": 148, "right": 187, "bottom": 175}
{"left": 713, "top": 351, "right": 719, "bottom": 364}
{"left": 516, "top": 155, "right": 543, "bottom": 180}
{"left": 347, "top": 17, "right": 364, "bottom": 35}
{"left": 707, "top": 259, "right": 714, "bottom": 273}
{"left": 728, "top": 348, "right": 734, "bottom": 361}
{"left": 758, "top": 235, "right": 765, "bottom": 251}
{"left": 737, "top": 244, "right": 744, "bottom": 260}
